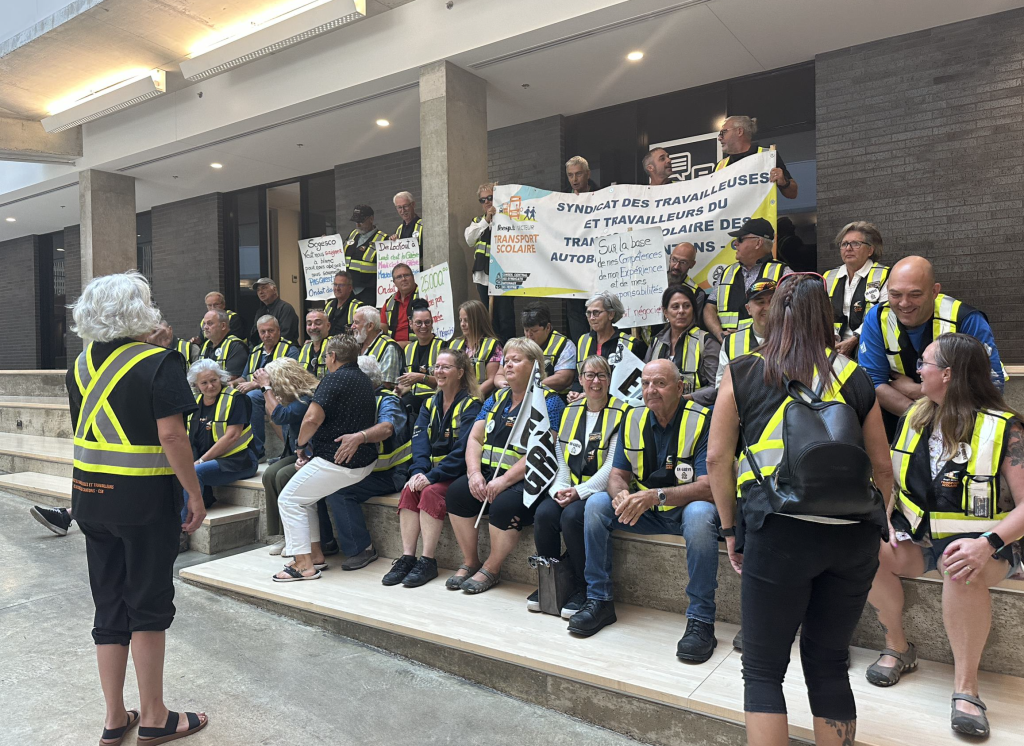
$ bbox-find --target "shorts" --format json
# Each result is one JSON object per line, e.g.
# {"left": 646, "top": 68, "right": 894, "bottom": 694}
{"left": 899, "top": 532, "right": 1019, "bottom": 578}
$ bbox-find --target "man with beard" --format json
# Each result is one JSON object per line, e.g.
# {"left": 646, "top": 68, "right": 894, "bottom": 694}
{"left": 298, "top": 310, "right": 333, "bottom": 379}
{"left": 350, "top": 305, "right": 404, "bottom": 390}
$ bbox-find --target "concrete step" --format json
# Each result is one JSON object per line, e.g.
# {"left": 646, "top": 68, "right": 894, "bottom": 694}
{"left": 0, "top": 472, "right": 260, "bottom": 554}
{"left": 180, "top": 547, "right": 1024, "bottom": 746}
{"left": 0, "top": 396, "right": 73, "bottom": 438}
{"left": 0, "top": 370, "right": 68, "bottom": 398}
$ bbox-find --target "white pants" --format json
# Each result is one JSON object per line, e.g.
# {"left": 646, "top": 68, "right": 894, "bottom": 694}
{"left": 278, "top": 456, "right": 375, "bottom": 556}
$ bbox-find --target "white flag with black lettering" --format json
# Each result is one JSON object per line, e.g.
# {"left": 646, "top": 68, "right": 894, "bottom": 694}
{"left": 609, "top": 342, "right": 646, "bottom": 408}
{"left": 521, "top": 371, "right": 559, "bottom": 509}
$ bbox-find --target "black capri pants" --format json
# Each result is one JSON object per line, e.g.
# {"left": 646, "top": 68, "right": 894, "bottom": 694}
{"left": 533, "top": 496, "right": 586, "bottom": 583}
{"left": 741, "top": 515, "right": 880, "bottom": 720}
{"left": 446, "top": 475, "right": 536, "bottom": 531}
{"left": 78, "top": 508, "right": 181, "bottom": 646}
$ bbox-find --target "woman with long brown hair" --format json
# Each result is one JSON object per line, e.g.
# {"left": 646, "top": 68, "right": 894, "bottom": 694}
{"left": 448, "top": 299, "right": 502, "bottom": 398}
{"left": 707, "top": 273, "right": 892, "bottom": 746}
{"left": 865, "top": 332, "right": 1024, "bottom": 738}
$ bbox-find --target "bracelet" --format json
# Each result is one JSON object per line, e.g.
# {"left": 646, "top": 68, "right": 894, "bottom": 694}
{"left": 361, "top": 431, "right": 368, "bottom": 443}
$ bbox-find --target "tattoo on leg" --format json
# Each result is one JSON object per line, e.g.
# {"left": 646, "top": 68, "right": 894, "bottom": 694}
{"left": 824, "top": 719, "right": 856, "bottom": 746}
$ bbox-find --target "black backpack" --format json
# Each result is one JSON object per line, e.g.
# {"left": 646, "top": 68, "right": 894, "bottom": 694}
{"left": 742, "top": 377, "right": 883, "bottom": 517}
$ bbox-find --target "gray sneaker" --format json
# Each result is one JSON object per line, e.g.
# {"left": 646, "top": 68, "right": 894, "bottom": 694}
{"left": 341, "top": 546, "right": 378, "bottom": 571}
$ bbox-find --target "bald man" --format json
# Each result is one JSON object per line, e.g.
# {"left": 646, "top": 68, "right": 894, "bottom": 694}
{"left": 858, "top": 255, "right": 1004, "bottom": 429}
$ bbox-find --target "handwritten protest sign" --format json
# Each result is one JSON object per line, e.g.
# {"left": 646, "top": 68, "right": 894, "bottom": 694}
{"left": 376, "top": 238, "right": 420, "bottom": 306}
{"left": 417, "top": 262, "right": 456, "bottom": 340}
{"left": 594, "top": 228, "right": 667, "bottom": 328}
{"left": 298, "top": 234, "right": 345, "bottom": 301}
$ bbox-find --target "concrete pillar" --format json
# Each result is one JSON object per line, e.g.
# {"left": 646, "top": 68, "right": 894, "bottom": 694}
{"left": 419, "top": 60, "right": 487, "bottom": 308}
{"left": 79, "top": 169, "right": 136, "bottom": 285}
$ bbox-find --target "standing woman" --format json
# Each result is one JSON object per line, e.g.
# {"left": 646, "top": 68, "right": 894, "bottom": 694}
{"left": 68, "top": 272, "right": 208, "bottom": 745}
{"left": 866, "top": 333, "right": 1024, "bottom": 738}
{"left": 449, "top": 299, "right": 502, "bottom": 399}
{"left": 645, "top": 285, "right": 720, "bottom": 407}
{"left": 707, "top": 274, "right": 892, "bottom": 746}
{"left": 824, "top": 221, "right": 890, "bottom": 358}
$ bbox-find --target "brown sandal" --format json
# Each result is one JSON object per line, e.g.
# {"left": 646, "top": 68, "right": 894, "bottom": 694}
{"left": 866, "top": 643, "right": 917, "bottom": 687}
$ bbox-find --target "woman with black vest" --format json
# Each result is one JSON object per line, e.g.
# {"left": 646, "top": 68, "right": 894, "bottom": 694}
{"left": 531, "top": 355, "right": 628, "bottom": 618}
{"left": 707, "top": 273, "right": 892, "bottom": 746}
{"left": 866, "top": 333, "right": 1024, "bottom": 738}
{"left": 645, "top": 285, "right": 720, "bottom": 407}
{"left": 823, "top": 221, "right": 890, "bottom": 359}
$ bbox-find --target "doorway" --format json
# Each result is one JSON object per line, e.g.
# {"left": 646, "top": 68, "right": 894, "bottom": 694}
{"left": 267, "top": 182, "right": 303, "bottom": 343}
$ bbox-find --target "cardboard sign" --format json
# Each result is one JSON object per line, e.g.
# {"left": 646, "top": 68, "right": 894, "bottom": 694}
{"left": 298, "top": 234, "right": 345, "bottom": 301}
{"left": 593, "top": 227, "right": 667, "bottom": 328}
{"left": 376, "top": 238, "right": 421, "bottom": 307}
{"left": 417, "top": 261, "right": 456, "bottom": 341}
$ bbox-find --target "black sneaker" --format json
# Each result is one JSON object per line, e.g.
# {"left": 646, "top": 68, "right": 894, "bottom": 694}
{"left": 382, "top": 555, "right": 416, "bottom": 586}
{"left": 526, "top": 589, "right": 541, "bottom": 612}
{"left": 560, "top": 588, "right": 587, "bottom": 620}
{"left": 402, "top": 556, "right": 439, "bottom": 588}
{"left": 567, "top": 599, "right": 617, "bottom": 637}
{"left": 321, "top": 539, "right": 341, "bottom": 557}
{"left": 30, "top": 506, "right": 72, "bottom": 536}
{"left": 732, "top": 628, "right": 743, "bottom": 651}
{"left": 676, "top": 619, "right": 718, "bottom": 663}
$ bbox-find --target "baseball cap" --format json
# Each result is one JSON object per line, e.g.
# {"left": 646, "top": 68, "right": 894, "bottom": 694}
{"left": 728, "top": 217, "right": 775, "bottom": 241}
{"left": 253, "top": 277, "right": 276, "bottom": 288}
{"left": 350, "top": 204, "right": 374, "bottom": 222}
{"left": 746, "top": 279, "right": 777, "bottom": 302}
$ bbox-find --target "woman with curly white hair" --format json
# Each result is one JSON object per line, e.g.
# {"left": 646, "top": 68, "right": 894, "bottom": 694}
{"left": 68, "top": 271, "right": 209, "bottom": 744}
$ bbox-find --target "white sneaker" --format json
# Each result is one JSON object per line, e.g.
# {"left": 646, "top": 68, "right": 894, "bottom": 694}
{"left": 268, "top": 541, "right": 285, "bottom": 556}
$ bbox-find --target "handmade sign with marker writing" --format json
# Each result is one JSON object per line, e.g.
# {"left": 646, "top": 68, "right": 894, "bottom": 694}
{"left": 593, "top": 227, "right": 667, "bottom": 329}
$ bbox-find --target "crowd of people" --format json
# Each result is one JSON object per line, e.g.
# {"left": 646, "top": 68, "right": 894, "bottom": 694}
{"left": 50, "top": 116, "right": 1022, "bottom": 746}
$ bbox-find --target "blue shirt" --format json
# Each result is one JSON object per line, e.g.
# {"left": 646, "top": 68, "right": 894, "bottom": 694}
{"left": 612, "top": 405, "right": 709, "bottom": 479}
{"left": 377, "top": 393, "right": 408, "bottom": 441}
{"left": 476, "top": 389, "right": 566, "bottom": 429}
{"left": 858, "top": 304, "right": 1005, "bottom": 390}
{"left": 269, "top": 395, "right": 311, "bottom": 454}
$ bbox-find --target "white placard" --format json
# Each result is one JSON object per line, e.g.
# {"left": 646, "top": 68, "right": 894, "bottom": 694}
{"left": 593, "top": 227, "right": 668, "bottom": 328}
{"left": 298, "top": 234, "right": 345, "bottom": 301}
{"left": 376, "top": 238, "right": 421, "bottom": 307}
{"left": 417, "top": 261, "right": 456, "bottom": 341}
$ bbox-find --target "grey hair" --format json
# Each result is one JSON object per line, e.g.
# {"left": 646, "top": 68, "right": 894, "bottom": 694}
{"left": 641, "top": 148, "right": 666, "bottom": 172}
{"left": 393, "top": 191, "right": 414, "bottom": 204}
{"left": 206, "top": 309, "right": 229, "bottom": 325}
{"left": 256, "top": 314, "right": 279, "bottom": 328}
{"left": 586, "top": 291, "right": 625, "bottom": 324}
{"left": 354, "top": 305, "right": 382, "bottom": 333}
{"left": 565, "top": 155, "right": 590, "bottom": 171}
{"left": 71, "top": 271, "right": 162, "bottom": 344}
{"left": 835, "top": 220, "right": 884, "bottom": 260}
{"left": 187, "top": 358, "right": 231, "bottom": 388}
{"left": 204, "top": 291, "right": 225, "bottom": 303}
{"left": 477, "top": 182, "right": 497, "bottom": 195}
{"left": 644, "top": 358, "right": 682, "bottom": 382}
{"left": 357, "top": 355, "right": 383, "bottom": 389}
{"left": 726, "top": 115, "right": 757, "bottom": 138}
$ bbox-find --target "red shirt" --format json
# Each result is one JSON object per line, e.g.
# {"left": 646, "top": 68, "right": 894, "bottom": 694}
{"left": 381, "top": 291, "right": 414, "bottom": 342}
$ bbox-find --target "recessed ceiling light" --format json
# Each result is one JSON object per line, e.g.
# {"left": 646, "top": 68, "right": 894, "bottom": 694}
{"left": 627, "top": 51, "right": 644, "bottom": 61}
{"left": 210, "top": 162, "right": 223, "bottom": 169}
{"left": 376, "top": 119, "right": 390, "bottom": 127}
{"left": 5, "top": 217, "right": 15, "bottom": 222}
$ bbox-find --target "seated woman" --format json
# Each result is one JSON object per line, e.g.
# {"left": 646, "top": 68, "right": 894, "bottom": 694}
{"left": 532, "top": 355, "right": 628, "bottom": 617}
{"left": 383, "top": 349, "right": 483, "bottom": 589}
{"left": 445, "top": 338, "right": 565, "bottom": 594}
{"left": 568, "top": 291, "right": 648, "bottom": 402}
{"left": 644, "top": 284, "right": 720, "bottom": 407}
{"left": 449, "top": 299, "right": 502, "bottom": 399}
{"left": 866, "top": 332, "right": 1024, "bottom": 738}
{"left": 183, "top": 360, "right": 260, "bottom": 539}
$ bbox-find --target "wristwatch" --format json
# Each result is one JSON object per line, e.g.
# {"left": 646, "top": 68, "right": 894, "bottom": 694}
{"left": 656, "top": 488, "right": 667, "bottom": 507}
{"left": 981, "top": 531, "right": 1005, "bottom": 554}
{"left": 719, "top": 526, "right": 736, "bottom": 538}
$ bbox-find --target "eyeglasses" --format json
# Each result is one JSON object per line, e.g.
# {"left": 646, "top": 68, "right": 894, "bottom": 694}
{"left": 411, "top": 320, "right": 432, "bottom": 327}
{"left": 393, "top": 274, "right": 414, "bottom": 282}
{"left": 585, "top": 310, "right": 606, "bottom": 318}
{"left": 434, "top": 363, "right": 455, "bottom": 372}
{"left": 479, "top": 195, "right": 493, "bottom": 204}
{"left": 668, "top": 257, "right": 691, "bottom": 267}
{"left": 839, "top": 240, "right": 872, "bottom": 250}
{"left": 916, "top": 359, "right": 945, "bottom": 372}
{"left": 718, "top": 127, "right": 733, "bottom": 137}
{"left": 582, "top": 372, "right": 609, "bottom": 381}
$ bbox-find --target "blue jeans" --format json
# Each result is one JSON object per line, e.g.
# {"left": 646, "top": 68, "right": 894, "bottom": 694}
{"left": 583, "top": 491, "right": 720, "bottom": 624}
{"left": 326, "top": 469, "right": 403, "bottom": 557}
{"left": 247, "top": 389, "right": 266, "bottom": 458}
{"left": 181, "top": 451, "right": 258, "bottom": 522}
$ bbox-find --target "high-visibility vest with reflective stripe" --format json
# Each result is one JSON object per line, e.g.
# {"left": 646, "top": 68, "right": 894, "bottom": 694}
{"left": 824, "top": 263, "right": 890, "bottom": 335}
{"left": 879, "top": 294, "right": 964, "bottom": 378}
{"left": 576, "top": 330, "right": 642, "bottom": 370}
{"left": 648, "top": 326, "right": 706, "bottom": 392}
{"left": 366, "top": 334, "right": 404, "bottom": 379}
{"left": 736, "top": 352, "right": 857, "bottom": 492}
{"left": 188, "top": 388, "right": 254, "bottom": 458}
{"left": 374, "top": 392, "right": 412, "bottom": 472}
{"left": 715, "top": 146, "right": 766, "bottom": 172}
{"left": 198, "top": 309, "right": 239, "bottom": 335}
{"left": 174, "top": 338, "right": 196, "bottom": 366}
{"left": 200, "top": 335, "right": 246, "bottom": 369}
{"left": 298, "top": 337, "right": 332, "bottom": 379}
{"left": 73, "top": 342, "right": 174, "bottom": 477}
{"left": 557, "top": 397, "right": 628, "bottom": 484}
{"left": 324, "top": 297, "right": 363, "bottom": 330}
{"left": 245, "top": 340, "right": 296, "bottom": 376}
{"left": 383, "top": 289, "right": 420, "bottom": 334}
{"left": 396, "top": 218, "right": 423, "bottom": 248}
{"left": 421, "top": 392, "right": 480, "bottom": 466}
{"left": 345, "top": 228, "right": 386, "bottom": 278}
{"left": 471, "top": 216, "right": 491, "bottom": 271}
{"left": 404, "top": 337, "right": 446, "bottom": 399}
{"left": 725, "top": 327, "right": 760, "bottom": 361}
{"left": 621, "top": 401, "right": 710, "bottom": 509}
{"left": 480, "top": 386, "right": 559, "bottom": 475}
{"left": 714, "top": 261, "right": 786, "bottom": 330}
{"left": 541, "top": 331, "right": 571, "bottom": 391}
{"left": 891, "top": 407, "right": 1012, "bottom": 539}
{"left": 640, "top": 276, "right": 699, "bottom": 346}
{"left": 449, "top": 337, "right": 499, "bottom": 384}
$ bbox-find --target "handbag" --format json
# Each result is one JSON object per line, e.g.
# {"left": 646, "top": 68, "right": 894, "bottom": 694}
{"left": 529, "top": 555, "right": 575, "bottom": 616}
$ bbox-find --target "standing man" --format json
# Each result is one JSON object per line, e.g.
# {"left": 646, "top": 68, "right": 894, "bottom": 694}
{"left": 704, "top": 218, "right": 791, "bottom": 341}
{"left": 345, "top": 205, "right": 388, "bottom": 306}
{"left": 234, "top": 315, "right": 300, "bottom": 460}
{"left": 195, "top": 291, "right": 245, "bottom": 342}
{"left": 350, "top": 306, "right": 405, "bottom": 391}
{"left": 715, "top": 280, "right": 775, "bottom": 387}
{"left": 381, "top": 263, "right": 419, "bottom": 346}
{"left": 716, "top": 115, "right": 798, "bottom": 200}
{"left": 642, "top": 147, "right": 673, "bottom": 186}
{"left": 563, "top": 156, "right": 594, "bottom": 342}
{"left": 249, "top": 278, "right": 299, "bottom": 348}
{"left": 324, "top": 270, "right": 363, "bottom": 336}
{"left": 200, "top": 310, "right": 248, "bottom": 381}
{"left": 465, "top": 182, "right": 516, "bottom": 343}
{"left": 390, "top": 191, "right": 424, "bottom": 266}
{"left": 298, "top": 309, "right": 333, "bottom": 379}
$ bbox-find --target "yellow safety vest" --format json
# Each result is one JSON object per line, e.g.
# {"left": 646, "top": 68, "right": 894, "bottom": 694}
{"left": 395, "top": 217, "right": 424, "bottom": 248}
{"left": 823, "top": 262, "right": 890, "bottom": 335}
{"left": 648, "top": 326, "right": 706, "bottom": 392}
{"left": 541, "top": 331, "right": 571, "bottom": 391}
{"left": 449, "top": 337, "right": 499, "bottom": 384}
{"left": 244, "top": 340, "right": 296, "bottom": 377}
{"left": 373, "top": 392, "right": 412, "bottom": 472}
{"left": 174, "top": 338, "right": 196, "bottom": 366}
{"left": 366, "top": 333, "right": 404, "bottom": 381}
{"left": 724, "top": 326, "right": 761, "bottom": 361}
{"left": 383, "top": 289, "right": 421, "bottom": 334}
{"left": 714, "top": 261, "right": 786, "bottom": 330}
{"left": 73, "top": 342, "right": 174, "bottom": 477}
{"left": 200, "top": 335, "right": 246, "bottom": 369}
{"left": 892, "top": 406, "right": 1012, "bottom": 538}
{"left": 404, "top": 337, "right": 447, "bottom": 399}
{"left": 421, "top": 392, "right": 480, "bottom": 466}
{"left": 187, "top": 389, "right": 254, "bottom": 458}
{"left": 345, "top": 227, "right": 386, "bottom": 278}
{"left": 480, "top": 386, "right": 558, "bottom": 475}
{"left": 715, "top": 146, "right": 766, "bottom": 172}
{"left": 324, "top": 296, "right": 363, "bottom": 330}
{"left": 576, "top": 330, "right": 642, "bottom": 369}
{"left": 557, "top": 398, "right": 628, "bottom": 485}
{"left": 298, "top": 337, "right": 331, "bottom": 379}
{"left": 470, "top": 215, "right": 491, "bottom": 270}
{"left": 879, "top": 294, "right": 964, "bottom": 378}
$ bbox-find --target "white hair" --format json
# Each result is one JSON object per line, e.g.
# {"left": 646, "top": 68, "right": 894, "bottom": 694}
{"left": 256, "top": 314, "right": 279, "bottom": 328}
{"left": 187, "top": 358, "right": 231, "bottom": 388}
{"left": 565, "top": 155, "right": 590, "bottom": 171}
{"left": 587, "top": 290, "right": 625, "bottom": 324}
{"left": 726, "top": 115, "right": 757, "bottom": 138}
{"left": 357, "top": 355, "right": 383, "bottom": 389}
{"left": 71, "top": 271, "right": 162, "bottom": 344}
{"left": 354, "top": 305, "right": 382, "bottom": 333}
{"left": 393, "top": 191, "right": 414, "bottom": 205}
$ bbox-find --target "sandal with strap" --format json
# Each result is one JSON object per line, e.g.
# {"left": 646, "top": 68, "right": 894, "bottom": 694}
{"left": 99, "top": 709, "right": 139, "bottom": 746}
{"left": 461, "top": 567, "right": 500, "bottom": 595}
{"left": 138, "top": 711, "right": 208, "bottom": 745}
{"left": 272, "top": 565, "right": 321, "bottom": 582}
{"left": 951, "top": 693, "right": 990, "bottom": 737}
{"left": 445, "top": 564, "right": 480, "bottom": 590}
{"left": 865, "top": 643, "right": 917, "bottom": 687}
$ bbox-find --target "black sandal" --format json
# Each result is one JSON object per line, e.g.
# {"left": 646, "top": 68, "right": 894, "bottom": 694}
{"left": 138, "top": 711, "right": 208, "bottom": 744}
{"left": 951, "top": 693, "right": 990, "bottom": 737}
{"left": 99, "top": 709, "right": 139, "bottom": 746}
{"left": 272, "top": 565, "right": 321, "bottom": 582}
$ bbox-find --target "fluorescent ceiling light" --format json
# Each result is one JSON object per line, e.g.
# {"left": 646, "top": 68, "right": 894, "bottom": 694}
{"left": 376, "top": 119, "right": 390, "bottom": 127}
{"left": 627, "top": 51, "right": 644, "bottom": 61}
{"left": 42, "top": 70, "right": 166, "bottom": 133}
{"left": 181, "top": 0, "right": 366, "bottom": 82}
{"left": 5, "top": 217, "right": 15, "bottom": 222}
{"left": 211, "top": 162, "right": 224, "bottom": 169}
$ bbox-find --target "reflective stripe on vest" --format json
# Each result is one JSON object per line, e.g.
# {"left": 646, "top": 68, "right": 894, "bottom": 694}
{"left": 404, "top": 337, "right": 446, "bottom": 398}
{"left": 892, "top": 407, "right": 1011, "bottom": 538}
{"left": 385, "top": 289, "right": 421, "bottom": 333}
{"left": 73, "top": 342, "right": 174, "bottom": 476}
{"left": 824, "top": 263, "right": 890, "bottom": 334}
{"left": 298, "top": 337, "right": 332, "bottom": 379}
{"left": 246, "top": 340, "right": 295, "bottom": 374}
{"left": 325, "top": 297, "right": 363, "bottom": 328}
{"left": 346, "top": 228, "right": 385, "bottom": 275}
{"left": 736, "top": 352, "right": 856, "bottom": 489}
{"left": 396, "top": 218, "right": 423, "bottom": 247}
{"left": 650, "top": 327, "right": 705, "bottom": 391}
{"left": 479, "top": 386, "right": 556, "bottom": 473}
{"left": 188, "top": 389, "right": 253, "bottom": 458}
{"left": 725, "top": 327, "right": 759, "bottom": 361}
{"left": 449, "top": 337, "right": 498, "bottom": 384}
{"left": 366, "top": 334, "right": 403, "bottom": 379}
{"left": 422, "top": 393, "right": 479, "bottom": 465}
{"left": 557, "top": 398, "right": 628, "bottom": 485}
{"left": 879, "top": 294, "right": 962, "bottom": 377}
{"left": 715, "top": 146, "right": 765, "bottom": 172}
{"left": 373, "top": 393, "right": 412, "bottom": 472}
{"left": 715, "top": 261, "right": 785, "bottom": 330}
{"left": 201, "top": 335, "right": 245, "bottom": 368}
{"left": 175, "top": 339, "right": 194, "bottom": 364}
{"left": 472, "top": 216, "right": 491, "bottom": 260}
{"left": 621, "top": 401, "right": 709, "bottom": 509}
{"left": 575, "top": 331, "right": 640, "bottom": 370}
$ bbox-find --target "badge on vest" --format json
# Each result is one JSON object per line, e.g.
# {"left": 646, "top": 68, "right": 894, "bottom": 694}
{"left": 486, "top": 420, "right": 496, "bottom": 434}
{"left": 864, "top": 284, "right": 881, "bottom": 303}
{"left": 674, "top": 462, "right": 694, "bottom": 483}
{"left": 215, "top": 347, "right": 223, "bottom": 357}
{"left": 566, "top": 439, "right": 583, "bottom": 456}
{"left": 952, "top": 443, "right": 972, "bottom": 464}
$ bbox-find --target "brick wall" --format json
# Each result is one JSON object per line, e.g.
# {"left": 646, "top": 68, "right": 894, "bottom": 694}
{"left": 335, "top": 148, "right": 422, "bottom": 236}
{"left": 63, "top": 225, "right": 83, "bottom": 362}
{"left": 488, "top": 115, "right": 566, "bottom": 192}
{"left": 0, "top": 235, "right": 42, "bottom": 368}
{"left": 816, "top": 8, "right": 1024, "bottom": 362}
{"left": 151, "top": 194, "right": 224, "bottom": 338}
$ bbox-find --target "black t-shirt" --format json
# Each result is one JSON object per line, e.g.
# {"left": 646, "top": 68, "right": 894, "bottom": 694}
{"left": 68, "top": 339, "right": 197, "bottom": 525}
{"left": 192, "top": 400, "right": 216, "bottom": 457}
{"left": 721, "top": 145, "right": 793, "bottom": 183}
{"left": 310, "top": 362, "right": 378, "bottom": 466}
{"left": 188, "top": 391, "right": 253, "bottom": 471}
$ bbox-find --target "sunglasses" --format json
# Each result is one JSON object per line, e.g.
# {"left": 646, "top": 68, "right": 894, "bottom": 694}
{"left": 479, "top": 195, "right": 494, "bottom": 204}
